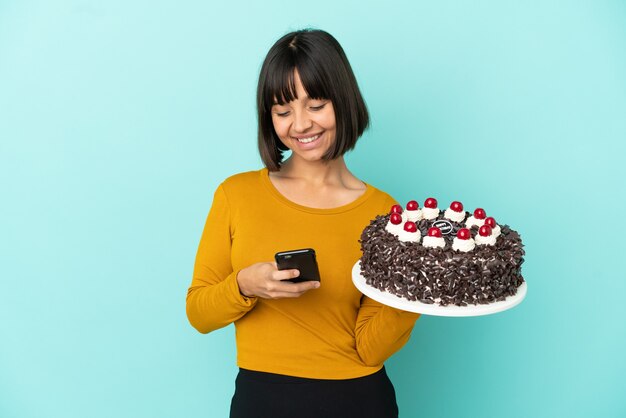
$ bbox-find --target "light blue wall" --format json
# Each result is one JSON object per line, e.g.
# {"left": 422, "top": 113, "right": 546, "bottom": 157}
{"left": 1, "top": 1, "right": 625, "bottom": 417}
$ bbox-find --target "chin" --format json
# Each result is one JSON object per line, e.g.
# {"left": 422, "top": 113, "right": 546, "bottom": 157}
{"left": 294, "top": 150, "right": 331, "bottom": 163}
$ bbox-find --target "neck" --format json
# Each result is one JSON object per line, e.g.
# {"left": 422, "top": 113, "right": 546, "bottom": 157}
{"left": 278, "top": 156, "right": 350, "bottom": 185}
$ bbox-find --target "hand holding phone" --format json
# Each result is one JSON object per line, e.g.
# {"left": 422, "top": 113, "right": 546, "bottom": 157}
{"left": 275, "top": 248, "right": 321, "bottom": 283}
{"left": 236, "top": 251, "right": 320, "bottom": 299}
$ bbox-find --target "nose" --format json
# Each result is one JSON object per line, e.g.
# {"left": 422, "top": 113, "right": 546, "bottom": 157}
{"left": 293, "top": 109, "right": 313, "bottom": 133}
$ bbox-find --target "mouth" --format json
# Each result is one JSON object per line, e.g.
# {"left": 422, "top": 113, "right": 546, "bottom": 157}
{"left": 292, "top": 133, "right": 322, "bottom": 144}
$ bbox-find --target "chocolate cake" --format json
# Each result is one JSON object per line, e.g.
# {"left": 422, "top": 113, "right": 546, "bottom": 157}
{"left": 359, "top": 199, "right": 525, "bottom": 306}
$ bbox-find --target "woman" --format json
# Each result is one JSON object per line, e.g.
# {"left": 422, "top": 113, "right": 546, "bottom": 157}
{"left": 186, "top": 29, "right": 420, "bottom": 418}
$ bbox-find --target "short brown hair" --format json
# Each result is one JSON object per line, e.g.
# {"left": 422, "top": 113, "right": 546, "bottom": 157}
{"left": 257, "top": 29, "right": 370, "bottom": 171}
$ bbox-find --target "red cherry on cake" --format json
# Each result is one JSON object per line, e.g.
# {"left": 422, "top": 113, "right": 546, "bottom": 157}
{"left": 390, "top": 213, "right": 402, "bottom": 225}
{"left": 428, "top": 227, "right": 442, "bottom": 238}
{"left": 424, "top": 198, "right": 438, "bottom": 209}
{"left": 390, "top": 204, "right": 403, "bottom": 214}
{"left": 479, "top": 225, "right": 492, "bottom": 237}
{"left": 457, "top": 228, "right": 471, "bottom": 240}
{"left": 485, "top": 217, "right": 497, "bottom": 228}
{"left": 450, "top": 201, "right": 463, "bottom": 212}
{"left": 473, "top": 208, "right": 486, "bottom": 219}
{"left": 404, "top": 221, "right": 418, "bottom": 233}
{"left": 406, "top": 200, "right": 419, "bottom": 211}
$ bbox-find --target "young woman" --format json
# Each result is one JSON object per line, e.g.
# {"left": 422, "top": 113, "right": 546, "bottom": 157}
{"left": 186, "top": 29, "right": 420, "bottom": 418}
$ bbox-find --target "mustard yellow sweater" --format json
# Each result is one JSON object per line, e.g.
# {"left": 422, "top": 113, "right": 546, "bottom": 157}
{"left": 186, "top": 168, "right": 419, "bottom": 379}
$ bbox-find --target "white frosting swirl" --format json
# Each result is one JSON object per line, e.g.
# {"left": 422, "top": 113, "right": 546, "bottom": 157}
{"left": 492, "top": 224, "right": 501, "bottom": 237}
{"left": 402, "top": 209, "right": 423, "bottom": 222}
{"left": 444, "top": 208, "right": 466, "bottom": 223}
{"left": 421, "top": 207, "right": 439, "bottom": 220}
{"left": 397, "top": 229, "right": 421, "bottom": 243}
{"left": 422, "top": 235, "right": 445, "bottom": 248}
{"left": 475, "top": 233, "right": 497, "bottom": 246}
{"left": 452, "top": 237, "right": 475, "bottom": 252}
{"left": 465, "top": 216, "right": 485, "bottom": 229}
{"left": 385, "top": 221, "right": 403, "bottom": 236}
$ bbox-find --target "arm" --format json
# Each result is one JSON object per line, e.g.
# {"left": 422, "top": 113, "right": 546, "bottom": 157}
{"left": 355, "top": 296, "right": 420, "bottom": 366}
{"left": 186, "top": 184, "right": 257, "bottom": 334}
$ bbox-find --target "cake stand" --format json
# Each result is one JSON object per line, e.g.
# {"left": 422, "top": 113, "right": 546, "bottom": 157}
{"left": 351, "top": 261, "right": 527, "bottom": 317}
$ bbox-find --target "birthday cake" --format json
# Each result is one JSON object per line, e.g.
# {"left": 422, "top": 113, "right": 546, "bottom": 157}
{"left": 359, "top": 198, "right": 525, "bottom": 306}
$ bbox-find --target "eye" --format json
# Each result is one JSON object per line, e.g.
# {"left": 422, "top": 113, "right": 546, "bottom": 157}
{"left": 310, "top": 103, "right": 327, "bottom": 111}
{"left": 273, "top": 110, "right": 290, "bottom": 117}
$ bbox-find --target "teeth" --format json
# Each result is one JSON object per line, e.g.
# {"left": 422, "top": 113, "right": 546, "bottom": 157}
{"left": 296, "top": 134, "right": 320, "bottom": 143}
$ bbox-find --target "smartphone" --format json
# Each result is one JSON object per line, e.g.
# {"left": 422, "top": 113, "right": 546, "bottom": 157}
{"left": 275, "top": 248, "right": 321, "bottom": 283}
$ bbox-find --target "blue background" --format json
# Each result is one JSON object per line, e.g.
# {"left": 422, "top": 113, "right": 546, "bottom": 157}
{"left": 1, "top": 1, "right": 625, "bottom": 417}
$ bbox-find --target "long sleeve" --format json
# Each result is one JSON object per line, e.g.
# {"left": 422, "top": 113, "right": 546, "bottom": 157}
{"left": 185, "top": 169, "right": 418, "bottom": 378}
{"left": 355, "top": 296, "right": 420, "bottom": 366}
{"left": 186, "top": 184, "right": 257, "bottom": 334}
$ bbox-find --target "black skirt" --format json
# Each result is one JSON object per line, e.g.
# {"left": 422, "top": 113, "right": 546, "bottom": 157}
{"left": 229, "top": 367, "right": 399, "bottom": 418}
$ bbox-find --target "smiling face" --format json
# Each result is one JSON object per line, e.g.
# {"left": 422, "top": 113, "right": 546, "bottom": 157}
{"left": 270, "top": 70, "right": 337, "bottom": 164}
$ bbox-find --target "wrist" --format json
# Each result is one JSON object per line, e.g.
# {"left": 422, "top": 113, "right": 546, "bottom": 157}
{"left": 236, "top": 268, "right": 253, "bottom": 298}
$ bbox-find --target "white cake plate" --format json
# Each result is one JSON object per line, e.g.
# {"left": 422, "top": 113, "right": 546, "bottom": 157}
{"left": 352, "top": 261, "right": 527, "bottom": 317}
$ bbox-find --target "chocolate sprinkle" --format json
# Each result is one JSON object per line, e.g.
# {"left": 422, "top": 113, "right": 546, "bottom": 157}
{"left": 359, "top": 213, "right": 525, "bottom": 306}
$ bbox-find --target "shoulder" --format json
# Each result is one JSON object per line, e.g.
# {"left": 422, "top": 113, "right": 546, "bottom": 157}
{"left": 221, "top": 169, "right": 264, "bottom": 187}
{"left": 219, "top": 168, "right": 265, "bottom": 194}
{"left": 362, "top": 182, "right": 398, "bottom": 214}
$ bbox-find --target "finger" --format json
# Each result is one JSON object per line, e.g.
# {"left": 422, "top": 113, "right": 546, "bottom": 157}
{"left": 267, "top": 283, "right": 319, "bottom": 299}
{"left": 266, "top": 291, "right": 303, "bottom": 299}
{"left": 292, "top": 280, "right": 320, "bottom": 292}
{"left": 272, "top": 268, "right": 300, "bottom": 281}
{"left": 269, "top": 279, "right": 320, "bottom": 295}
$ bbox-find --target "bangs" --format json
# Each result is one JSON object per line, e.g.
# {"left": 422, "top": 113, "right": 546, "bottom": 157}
{"left": 262, "top": 52, "right": 333, "bottom": 109}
